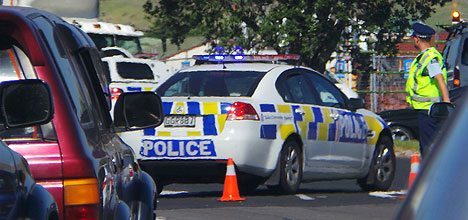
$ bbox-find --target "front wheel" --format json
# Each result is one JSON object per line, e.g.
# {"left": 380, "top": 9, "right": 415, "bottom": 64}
{"left": 358, "top": 135, "right": 395, "bottom": 191}
{"left": 278, "top": 140, "right": 303, "bottom": 194}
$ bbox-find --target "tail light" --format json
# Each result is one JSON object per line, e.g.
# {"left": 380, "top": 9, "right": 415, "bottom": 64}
{"left": 111, "top": 88, "right": 123, "bottom": 100}
{"left": 226, "top": 102, "right": 259, "bottom": 121}
{"left": 453, "top": 66, "right": 460, "bottom": 87}
{"left": 64, "top": 178, "right": 100, "bottom": 220}
{"left": 65, "top": 205, "right": 98, "bottom": 220}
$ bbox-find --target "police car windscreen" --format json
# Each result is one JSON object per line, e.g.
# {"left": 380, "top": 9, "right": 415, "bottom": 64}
{"left": 156, "top": 71, "right": 266, "bottom": 97}
{"left": 116, "top": 62, "right": 154, "bottom": 80}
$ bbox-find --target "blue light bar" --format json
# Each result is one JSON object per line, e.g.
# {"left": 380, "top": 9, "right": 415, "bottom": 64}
{"left": 214, "top": 55, "right": 224, "bottom": 60}
{"left": 193, "top": 54, "right": 300, "bottom": 63}
{"left": 234, "top": 55, "right": 244, "bottom": 60}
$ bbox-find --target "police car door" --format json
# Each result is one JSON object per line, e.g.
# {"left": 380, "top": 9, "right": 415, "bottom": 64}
{"left": 303, "top": 70, "right": 367, "bottom": 171}
{"left": 276, "top": 70, "right": 332, "bottom": 169}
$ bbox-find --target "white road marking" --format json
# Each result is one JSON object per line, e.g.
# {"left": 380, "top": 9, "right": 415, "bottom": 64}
{"left": 368, "top": 190, "right": 407, "bottom": 199}
{"left": 296, "top": 194, "right": 315, "bottom": 201}
{"left": 160, "top": 190, "right": 189, "bottom": 196}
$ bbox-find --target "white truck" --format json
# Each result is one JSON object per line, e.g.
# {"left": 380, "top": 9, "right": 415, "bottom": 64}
{"left": 3, "top": 0, "right": 155, "bottom": 56}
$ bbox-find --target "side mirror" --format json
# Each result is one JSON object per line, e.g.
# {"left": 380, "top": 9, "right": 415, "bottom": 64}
{"left": 0, "top": 80, "right": 54, "bottom": 128}
{"left": 348, "top": 98, "right": 365, "bottom": 112}
{"left": 114, "top": 92, "right": 164, "bottom": 130}
{"left": 429, "top": 102, "right": 455, "bottom": 120}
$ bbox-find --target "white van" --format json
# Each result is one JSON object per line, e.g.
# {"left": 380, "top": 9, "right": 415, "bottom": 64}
{"left": 102, "top": 56, "right": 171, "bottom": 101}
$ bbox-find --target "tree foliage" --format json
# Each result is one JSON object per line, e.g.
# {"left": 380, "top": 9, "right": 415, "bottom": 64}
{"left": 143, "top": 0, "right": 451, "bottom": 71}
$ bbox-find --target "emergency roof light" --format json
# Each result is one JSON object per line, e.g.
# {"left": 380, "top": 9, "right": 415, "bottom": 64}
{"left": 193, "top": 54, "right": 301, "bottom": 63}
{"left": 453, "top": 11, "right": 461, "bottom": 23}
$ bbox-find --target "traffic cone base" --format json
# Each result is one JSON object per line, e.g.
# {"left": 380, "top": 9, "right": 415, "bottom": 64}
{"left": 218, "top": 158, "right": 245, "bottom": 202}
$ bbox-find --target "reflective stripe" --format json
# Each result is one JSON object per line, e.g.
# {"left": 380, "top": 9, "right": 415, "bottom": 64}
{"left": 412, "top": 52, "right": 432, "bottom": 92}
{"left": 411, "top": 95, "right": 442, "bottom": 102}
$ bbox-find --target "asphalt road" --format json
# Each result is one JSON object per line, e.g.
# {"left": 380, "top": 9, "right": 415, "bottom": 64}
{"left": 155, "top": 157, "right": 412, "bottom": 220}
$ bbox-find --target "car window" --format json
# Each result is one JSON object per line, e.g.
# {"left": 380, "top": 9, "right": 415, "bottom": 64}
{"left": 278, "top": 73, "right": 318, "bottom": 104}
{"left": 33, "top": 16, "right": 92, "bottom": 125}
{"left": 444, "top": 37, "right": 462, "bottom": 69}
{"left": 89, "top": 33, "right": 113, "bottom": 50}
{"left": 304, "top": 70, "right": 347, "bottom": 108}
{"left": 0, "top": 41, "right": 56, "bottom": 140}
{"left": 116, "top": 62, "right": 154, "bottom": 80}
{"left": 156, "top": 71, "right": 265, "bottom": 97}
{"left": 462, "top": 38, "right": 468, "bottom": 65}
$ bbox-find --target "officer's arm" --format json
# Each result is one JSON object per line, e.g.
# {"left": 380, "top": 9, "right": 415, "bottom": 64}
{"left": 434, "top": 74, "right": 450, "bottom": 103}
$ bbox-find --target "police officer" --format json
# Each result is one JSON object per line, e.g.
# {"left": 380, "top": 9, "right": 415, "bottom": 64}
{"left": 406, "top": 23, "right": 450, "bottom": 159}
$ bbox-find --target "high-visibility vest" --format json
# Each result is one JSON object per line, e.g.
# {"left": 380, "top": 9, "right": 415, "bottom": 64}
{"left": 406, "top": 47, "right": 447, "bottom": 110}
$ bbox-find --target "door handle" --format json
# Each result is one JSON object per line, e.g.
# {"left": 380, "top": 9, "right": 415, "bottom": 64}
{"left": 295, "top": 108, "right": 305, "bottom": 115}
{"left": 330, "top": 113, "right": 340, "bottom": 120}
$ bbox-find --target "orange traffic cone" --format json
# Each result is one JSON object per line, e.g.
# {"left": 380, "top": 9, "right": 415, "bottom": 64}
{"left": 217, "top": 158, "right": 245, "bottom": 202}
{"left": 407, "top": 154, "right": 420, "bottom": 189}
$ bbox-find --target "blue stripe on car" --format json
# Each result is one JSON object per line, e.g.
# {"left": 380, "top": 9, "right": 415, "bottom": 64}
{"left": 260, "top": 124, "right": 276, "bottom": 139}
{"left": 260, "top": 104, "right": 276, "bottom": 112}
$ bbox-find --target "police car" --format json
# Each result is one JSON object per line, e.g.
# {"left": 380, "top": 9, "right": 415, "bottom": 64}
{"left": 126, "top": 54, "right": 395, "bottom": 194}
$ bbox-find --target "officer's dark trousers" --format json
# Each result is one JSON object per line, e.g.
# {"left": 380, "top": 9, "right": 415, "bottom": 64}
{"left": 417, "top": 110, "right": 441, "bottom": 159}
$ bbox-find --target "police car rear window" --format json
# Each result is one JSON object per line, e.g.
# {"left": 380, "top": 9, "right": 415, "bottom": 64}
{"left": 156, "top": 71, "right": 266, "bottom": 97}
{"left": 116, "top": 62, "right": 154, "bottom": 80}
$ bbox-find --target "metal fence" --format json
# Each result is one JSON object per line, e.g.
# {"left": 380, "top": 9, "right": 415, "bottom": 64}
{"left": 337, "top": 55, "right": 417, "bottom": 112}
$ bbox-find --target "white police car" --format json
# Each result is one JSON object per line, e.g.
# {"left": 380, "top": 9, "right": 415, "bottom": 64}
{"left": 124, "top": 54, "right": 395, "bottom": 194}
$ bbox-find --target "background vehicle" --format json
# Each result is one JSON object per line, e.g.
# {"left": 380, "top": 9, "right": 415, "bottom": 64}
{"left": 442, "top": 21, "right": 468, "bottom": 89}
{"left": 102, "top": 56, "right": 172, "bottom": 103}
{"left": 0, "top": 7, "right": 163, "bottom": 220}
{"left": 322, "top": 70, "right": 359, "bottom": 99}
{"left": 378, "top": 86, "right": 467, "bottom": 141}
{"left": 126, "top": 54, "right": 395, "bottom": 195}
{"left": 0, "top": 80, "right": 58, "bottom": 220}
{"left": 396, "top": 98, "right": 468, "bottom": 219}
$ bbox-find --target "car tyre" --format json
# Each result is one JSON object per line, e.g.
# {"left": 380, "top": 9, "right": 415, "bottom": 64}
{"left": 358, "top": 135, "right": 395, "bottom": 191}
{"left": 278, "top": 140, "right": 302, "bottom": 194}
{"left": 391, "top": 125, "right": 414, "bottom": 141}
{"left": 130, "top": 201, "right": 152, "bottom": 220}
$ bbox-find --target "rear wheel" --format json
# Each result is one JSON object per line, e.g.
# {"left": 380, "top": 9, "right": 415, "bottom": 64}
{"left": 391, "top": 125, "right": 414, "bottom": 141}
{"left": 278, "top": 140, "right": 302, "bottom": 194}
{"left": 358, "top": 135, "right": 395, "bottom": 191}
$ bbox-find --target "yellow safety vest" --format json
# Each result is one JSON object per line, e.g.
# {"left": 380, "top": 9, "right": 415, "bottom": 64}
{"left": 406, "top": 47, "right": 447, "bottom": 110}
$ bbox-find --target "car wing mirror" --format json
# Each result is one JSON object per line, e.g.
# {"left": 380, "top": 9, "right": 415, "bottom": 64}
{"left": 114, "top": 92, "right": 164, "bottom": 130}
{"left": 0, "top": 80, "right": 54, "bottom": 129}
{"left": 348, "top": 97, "right": 365, "bottom": 112}
{"left": 429, "top": 102, "right": 455, "bottom": 120}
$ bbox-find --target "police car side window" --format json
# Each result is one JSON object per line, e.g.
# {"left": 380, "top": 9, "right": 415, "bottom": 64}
{"left": 305, "top": 71, "right": 346, "bottom": 108}
{"left": 276, "top": 73, "right": 318, "bottom": 104}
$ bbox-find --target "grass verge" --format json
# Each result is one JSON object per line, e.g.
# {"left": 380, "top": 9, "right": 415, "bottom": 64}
{"left": 394, "top": 140, "right": 419, "bottom": 153}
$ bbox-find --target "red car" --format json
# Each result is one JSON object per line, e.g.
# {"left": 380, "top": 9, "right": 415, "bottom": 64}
{"left": 0, "top": 6, "right": 163, "bottom": 220}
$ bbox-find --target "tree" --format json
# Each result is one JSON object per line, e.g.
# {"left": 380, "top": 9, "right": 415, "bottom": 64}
{"left": 143, "top": 0, "right": 451, "bottom": 72}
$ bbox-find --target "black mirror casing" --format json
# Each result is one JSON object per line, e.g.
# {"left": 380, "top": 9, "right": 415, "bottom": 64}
{"left": 429, "top": 102, "right": 455, "bottom": 120}
{"left": 0, "top": 80, "right": 54, "bottom": 129}
{"left": 348, "top": 98, "right": 365, "bottom": 112}
{"left": 114, "top": 92, "right": 164, "bottom": 130}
